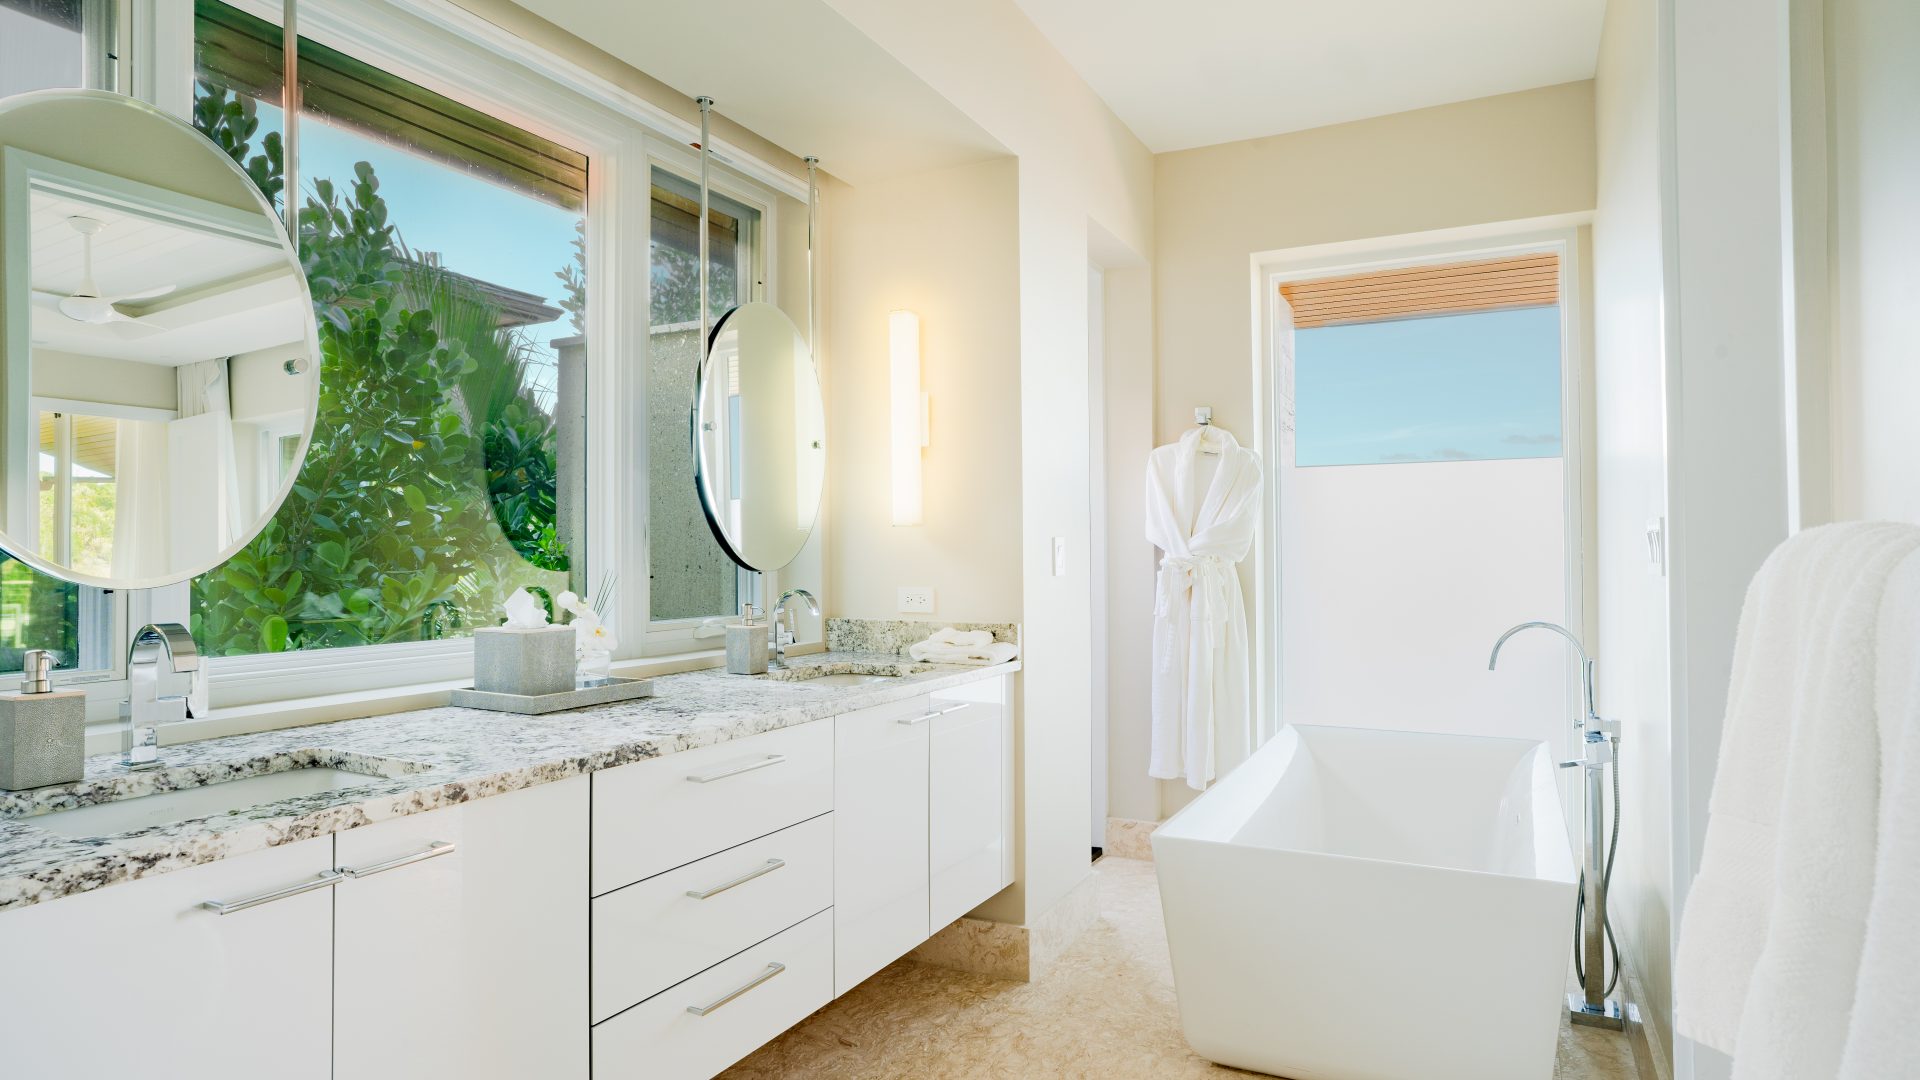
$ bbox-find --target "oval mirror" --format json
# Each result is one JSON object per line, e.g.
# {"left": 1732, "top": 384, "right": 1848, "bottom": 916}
{"left": 0, "top": 89, "right": 319, "bottom": 590}
{"left": 694, "top": 302, "right": 825, "bottom": 572}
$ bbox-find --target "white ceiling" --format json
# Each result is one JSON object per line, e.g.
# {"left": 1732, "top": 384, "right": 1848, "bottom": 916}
{"left": 511, "top": 0, "right": 1008, "bottom": 185}
{"left": 29, "top": 192, "right": 306, "bottom": 364}
{"left": 1009, "top": 0, "right": 1606, "bottom": 152}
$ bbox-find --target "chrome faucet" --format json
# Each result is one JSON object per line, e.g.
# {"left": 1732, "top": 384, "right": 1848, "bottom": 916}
{"left": 770, "top": 589, "right": 818, "bottom": 669}
{"left": 1488, "top": 619, "right": 1626, "bottom": 1028}
{"left": 121, "top": 623, "right": 200, "bottom": 772}
{"left": 1487, "top": 620, "right": 1601, "bottom": 732}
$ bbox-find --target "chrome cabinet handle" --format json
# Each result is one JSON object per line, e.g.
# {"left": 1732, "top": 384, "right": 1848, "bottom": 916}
{"left": 899, "top": 703, "right": 970, "bottom": 726}
{"left": 201, "top": 870, "right": 342, "bottom": 915}
{"left": 687, "top": 754, "right": 786, "bottom": 784}
{"left": 686, "top": 962, "right": 785, "bottom": 1016}
{"left": 685, "top": 858, "right": 785, "bottom": 900}
{"left": 340, "top": 840, "right": 457, "bottom": 880}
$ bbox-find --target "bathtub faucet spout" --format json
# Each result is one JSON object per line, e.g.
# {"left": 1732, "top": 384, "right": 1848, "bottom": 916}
{"left": 1487, "top": 621, "right": 1602, "bottom": 733}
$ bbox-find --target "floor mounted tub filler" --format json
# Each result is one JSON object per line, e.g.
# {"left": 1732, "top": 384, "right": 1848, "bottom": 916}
{"left": 1153, "top": 724, "right": 1577, "bottom": 1080}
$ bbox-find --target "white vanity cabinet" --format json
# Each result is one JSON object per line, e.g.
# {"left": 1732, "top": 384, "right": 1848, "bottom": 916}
{"left": 929, "top": 674, "right": 1015, "bottom": 927}
{"left": 333, "top": 776, "right": 588, "bottom": 1080}
{"left": 833, "top": 693, "right": 934, "bottom": 996}
{"left": 0, "top": 835, "right": 336, "bottom": 1080}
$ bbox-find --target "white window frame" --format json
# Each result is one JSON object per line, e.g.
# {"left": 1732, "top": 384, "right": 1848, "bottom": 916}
{"left": 1252, "top": 216, "right": 1594, "bottom": 820}
{"left": 97, "top": 0, "right": 806, "bottom": 724}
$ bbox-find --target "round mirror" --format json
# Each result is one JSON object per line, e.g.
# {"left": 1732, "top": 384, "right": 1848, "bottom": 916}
{"left": 0, "top": 89, "right": 319, "bottom": 590}
{"left": 694, "top": 302, "right": 825, "bottom": 572}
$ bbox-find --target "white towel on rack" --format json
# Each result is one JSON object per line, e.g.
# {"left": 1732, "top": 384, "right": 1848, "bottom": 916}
{"left": 1674, "top": 522, "right": 1920, "bottom": 1078}
{"left": 1838, "top": 543, "right": 1920, "bottom": 1077}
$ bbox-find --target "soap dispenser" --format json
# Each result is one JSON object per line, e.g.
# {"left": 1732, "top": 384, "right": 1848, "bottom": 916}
{"left": 0, "top": 650, "right": 85, "bottom": 790}
{"left": 726, "top": 604, "right": 769, "bottom": 675}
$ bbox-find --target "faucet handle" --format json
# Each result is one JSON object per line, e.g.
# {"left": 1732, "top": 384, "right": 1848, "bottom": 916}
{"left": 185, "top": 664, "right": 209, "bottom": 719}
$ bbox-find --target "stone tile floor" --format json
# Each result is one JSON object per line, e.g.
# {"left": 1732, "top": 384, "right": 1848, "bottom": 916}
{"left": 726, "top": 856, "right": 1638, "bottom": 1079}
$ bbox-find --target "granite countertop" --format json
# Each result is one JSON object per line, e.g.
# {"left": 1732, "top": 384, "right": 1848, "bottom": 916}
{"left": 0, "top": 650, "right": 1020, "bottom": 913}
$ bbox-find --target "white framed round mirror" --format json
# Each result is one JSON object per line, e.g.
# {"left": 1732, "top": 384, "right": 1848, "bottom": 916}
{"left": 693, "top": 301, "right": 825, "bottom": 572}
{"left": 0, "top": 89, "right": 319, "bottom": 590}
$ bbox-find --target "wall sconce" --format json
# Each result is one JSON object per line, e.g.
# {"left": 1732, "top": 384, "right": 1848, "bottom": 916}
{"left": 889, "top": 309, "right": 924, "bottom": 526}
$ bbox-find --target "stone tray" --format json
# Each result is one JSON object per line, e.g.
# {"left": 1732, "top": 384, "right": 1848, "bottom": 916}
{"left": 449, "top": 675, "right": 655, "bottom": 715}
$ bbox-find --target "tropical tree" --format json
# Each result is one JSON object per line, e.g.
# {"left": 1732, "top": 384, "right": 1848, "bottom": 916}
{"left": 189, "top": 84, "right": 570, "bottom": 655}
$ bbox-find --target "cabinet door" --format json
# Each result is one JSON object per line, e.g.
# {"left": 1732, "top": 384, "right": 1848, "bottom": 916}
{"left": 929, "top": 674, "right": 1012, "bottom": 928}
{"left": 0, "top": 836, "right": 335, "bottom": 1079}
{"left": 334, "top": 777, "right": 588, "bottom": 1080}
{"left": 833, "top": 695, "right": 930, "bottom": 996}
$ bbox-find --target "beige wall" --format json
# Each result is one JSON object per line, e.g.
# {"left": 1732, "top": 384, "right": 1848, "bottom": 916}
{"left": 1829, "top": 0, "right": 1920, "bottom": 524}
{"left": 824, "top": 157, "right": 1023, "bottom": 624}
{"left": 1122, "top": 81, "right": 1599, "bottom": 821}
{"left": 824, "top": 0, "right": 1155, "bottom": 926}
{"left": 1593, "top": 0, "right": 1676, "bottom": 1059}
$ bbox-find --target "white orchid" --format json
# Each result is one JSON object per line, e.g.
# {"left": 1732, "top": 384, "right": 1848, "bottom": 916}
{"left": 572, "top": 612, "right": 618, "bottom": 656}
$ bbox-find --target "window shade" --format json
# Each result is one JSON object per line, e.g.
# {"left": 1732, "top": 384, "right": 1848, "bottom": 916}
{"left": 1280, "top": 253, "right": 1558, "bottom": 329}
{"left": 194, "top": 0, "right": 586, "bottom": 211}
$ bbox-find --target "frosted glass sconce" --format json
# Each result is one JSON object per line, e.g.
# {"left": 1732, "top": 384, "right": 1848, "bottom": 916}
{"left": 889, "top": 310, "right": 924, "bottom": 526}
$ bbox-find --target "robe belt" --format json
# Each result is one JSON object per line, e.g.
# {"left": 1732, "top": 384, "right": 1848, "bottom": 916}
{"left": 1155, "top": 554, "right": 1236, "bottom": 676}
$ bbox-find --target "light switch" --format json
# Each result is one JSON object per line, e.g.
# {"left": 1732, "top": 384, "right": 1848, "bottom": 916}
{"left": 1052, "top": 537, "right": 1067, "bottom": 577}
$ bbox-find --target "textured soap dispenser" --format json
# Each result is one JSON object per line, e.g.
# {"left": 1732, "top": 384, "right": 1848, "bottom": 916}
{"left": 0, "top": 650, "right": 85, "bottom": 790}
{"left": 726, "top": 604, "right": 769, "bottom": 675}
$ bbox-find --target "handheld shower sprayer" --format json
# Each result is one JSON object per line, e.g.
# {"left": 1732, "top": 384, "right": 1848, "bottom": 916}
{"left": 1488, "top": 621, "right": 1627, "bottom": 1030}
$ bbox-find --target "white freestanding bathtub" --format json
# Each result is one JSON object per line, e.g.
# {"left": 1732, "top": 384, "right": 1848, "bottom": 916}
{"left": 1152, "top": 724, "right": 1577, "bottom": 1080}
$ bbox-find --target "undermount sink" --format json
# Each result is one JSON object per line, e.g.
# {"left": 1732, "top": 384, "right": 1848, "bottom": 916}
{"left": 20, "top": 762, "right": 417, "bottom": 840}
{"left": 791, "top": 672, "right": 901, "bottom": 688}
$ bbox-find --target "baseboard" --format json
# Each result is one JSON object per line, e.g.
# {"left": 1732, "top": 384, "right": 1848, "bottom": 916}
{"left": 1614, "top": 938, "right": 1673, "bottom": 1080}
{"left": 1104, "top": 817, "right": 1158, "bottom": 860}
{"left": 908, "top": 872, "right": 1100, "bottom": 982}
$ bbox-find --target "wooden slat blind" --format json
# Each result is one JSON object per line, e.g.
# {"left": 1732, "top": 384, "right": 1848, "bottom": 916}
{"left": 1280, "top": 253, "right": 1558, "bottom": 329}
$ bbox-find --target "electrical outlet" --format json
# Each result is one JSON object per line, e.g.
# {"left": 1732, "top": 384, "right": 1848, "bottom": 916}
{"left": 898, "top": 586, "right": 935, "bottom": 613}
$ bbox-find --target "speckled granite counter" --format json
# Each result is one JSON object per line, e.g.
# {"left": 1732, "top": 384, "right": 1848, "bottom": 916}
{"left": 0, "top": 651, "right": 1019, "bottom": 913}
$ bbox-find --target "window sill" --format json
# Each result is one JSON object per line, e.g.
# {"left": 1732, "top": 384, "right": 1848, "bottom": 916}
{"left": 79, "top": 642, "right": 827, "bottom": 757}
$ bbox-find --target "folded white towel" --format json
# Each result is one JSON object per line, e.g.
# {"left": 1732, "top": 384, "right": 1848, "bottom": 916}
{"left": 1674, "top": 522, "right": 1920, "bottom": 1078}
{"left": 908, "top": 640, "right": 1018, "bottom": 666}
{"left": 925, "top": 627, "right": 994, "bottom": 648}
{"left": 1838, "top": 545, "right": 1920, "bottom": 1077}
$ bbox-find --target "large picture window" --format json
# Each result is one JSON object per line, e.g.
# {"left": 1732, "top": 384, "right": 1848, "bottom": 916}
{"left": 187, "top": 0, "right": 582, "bottom": 657}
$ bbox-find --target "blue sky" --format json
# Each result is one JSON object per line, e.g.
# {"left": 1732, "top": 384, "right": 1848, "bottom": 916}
{"left": 256, "top": 103, "right": 582, "bottom": 370}
{"left": 1293, "top": 305, "right": 1563, "bottom": 467}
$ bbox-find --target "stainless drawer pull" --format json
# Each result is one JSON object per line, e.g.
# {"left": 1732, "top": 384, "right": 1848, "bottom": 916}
{"left": 201, "top": 870, "right": 342, "bottom": 915}
{"left": 686, "top": 962, "right": 786, "bottom": 1016}
{"left": 899, "top": 703, "right": 971, "bottom": 726}
{"left": 687, "top": 754, "right": 786, "bottom": 784}
{"left": 686, "top": 858, "right": 785, "bottom": 900}
{"left": 340, "top": 841, "right": 457, "bottom": 880}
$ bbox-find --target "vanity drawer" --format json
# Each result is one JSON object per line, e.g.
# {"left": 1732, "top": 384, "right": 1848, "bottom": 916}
{"left": 592, "top": 720, "right": 833, "bottom": 895}
{"left": 591, "top": 812, "right": 833, "bottom": 1023}
{"left": 591, "top": 908, "right": 834, "bottom": 1080}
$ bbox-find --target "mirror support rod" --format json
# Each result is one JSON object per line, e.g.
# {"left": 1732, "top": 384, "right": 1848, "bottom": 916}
{"left": 282, "top": 0, "right": 299, "bottom": 251}
{"left": 804, "top": 156, "right": 818, "bottom": 364}
{"left": 697, "top": 96, "right": 712, "bottom": 358}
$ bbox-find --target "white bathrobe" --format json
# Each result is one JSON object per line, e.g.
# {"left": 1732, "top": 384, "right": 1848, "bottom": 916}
{"left": 1674, "top": 522, "right": 1920, "bottom": 1079}
{"left": 1145, "top": 426, "right": 1263, "bottom": 790}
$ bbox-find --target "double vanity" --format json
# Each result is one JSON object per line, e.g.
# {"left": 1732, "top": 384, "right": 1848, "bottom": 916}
{"left": 0, "top": 652, "right": 1017, "bottom": 1080}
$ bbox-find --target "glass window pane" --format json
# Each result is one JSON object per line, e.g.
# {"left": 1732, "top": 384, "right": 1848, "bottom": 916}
{"left": 1293, "top": 306, "right": 1563, "bottom": 467}
{"left": 0, "top": 0, "right": 82, "bottom": 96}
{"left": 647, "top": 169, "right": 758, "bottom": 623}
{"left": 190, "top": 0, "right": 584, "bottom": 657}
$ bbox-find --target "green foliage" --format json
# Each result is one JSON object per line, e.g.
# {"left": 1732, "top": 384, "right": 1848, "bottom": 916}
{"left": 189, "top": 82, "right": 571, "bottom": 656}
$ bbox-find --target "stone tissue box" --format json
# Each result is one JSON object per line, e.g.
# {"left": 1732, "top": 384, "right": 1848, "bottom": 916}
{"left": 0, "top": 691, "right": 85, "bottom": 790}
{"left": 473, "top": 625, "right": 576, "bottom": 697}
